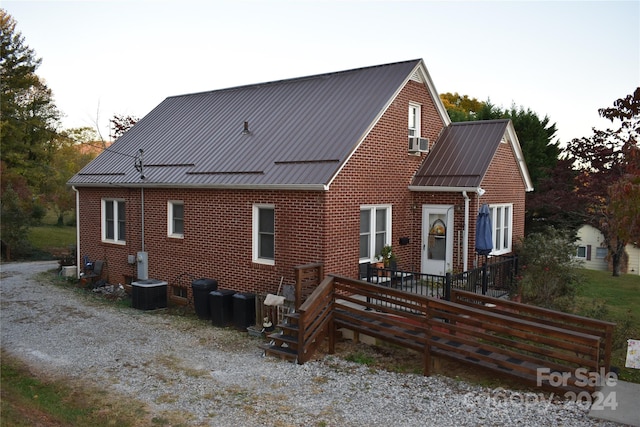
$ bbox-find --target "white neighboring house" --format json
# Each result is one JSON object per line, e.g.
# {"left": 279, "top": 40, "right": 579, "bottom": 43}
{"left": 576, "top": 224, "right": 640, "bottom": 275}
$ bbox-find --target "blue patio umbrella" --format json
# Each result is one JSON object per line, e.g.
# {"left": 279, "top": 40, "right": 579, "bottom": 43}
{"left": 475, "top": 203, "right": 493, "bottom": 256}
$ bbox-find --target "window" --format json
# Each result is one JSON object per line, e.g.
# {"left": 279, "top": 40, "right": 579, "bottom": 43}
{"left": 408, "top": 103, "right": 421, "bottom": 137}
{"left": 596, "top": 247, "right": 608, "bottom": 259}
{"left": 360, "top": 205, "right": 392, "bottom": 262}
{"left": 102, "top": 199, "right": 126, "bottom": 244}
{"left": 576, "top": 246, "right": 587, "bottom": 259}
{"left": 253, "top": 204, "right": 275, "bottom": 264}
{"left": 489, "top": 204, "right": 512, "bottom": 255}
{"left": 168, "top": 201, "right": 184, "bottom": 238}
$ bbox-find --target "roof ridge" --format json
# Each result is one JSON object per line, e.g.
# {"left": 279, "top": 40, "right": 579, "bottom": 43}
{"left": 450, "top": 119, "right": 510, "bottom": 126}
{"left": 167, "top": 59, "right": 422, "bottom": 99}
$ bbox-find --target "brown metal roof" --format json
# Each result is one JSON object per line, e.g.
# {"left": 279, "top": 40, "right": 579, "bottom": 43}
{"left": 411, "top": 120, "right": 510, "bottom": 189}
{"left": 69, "top": 59, "right": 424, "bottom": 189}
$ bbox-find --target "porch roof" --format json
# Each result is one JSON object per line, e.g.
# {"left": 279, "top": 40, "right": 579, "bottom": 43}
{"left": 410, "top": 119, "right": 532, "bottom": 191}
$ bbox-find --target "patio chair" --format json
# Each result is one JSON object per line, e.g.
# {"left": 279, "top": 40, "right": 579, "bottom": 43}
{"left": 83, "top": 260, "right": 104, "bottom": 287}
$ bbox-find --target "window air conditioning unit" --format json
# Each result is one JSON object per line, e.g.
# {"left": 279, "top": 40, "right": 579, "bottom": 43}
{"left": 409, "top": 137, "right": 429, "bottom": 154}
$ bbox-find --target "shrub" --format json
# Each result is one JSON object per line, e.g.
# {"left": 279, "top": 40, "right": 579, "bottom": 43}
{"left": 515, "top": 227, "right": 584, "bottom": 311}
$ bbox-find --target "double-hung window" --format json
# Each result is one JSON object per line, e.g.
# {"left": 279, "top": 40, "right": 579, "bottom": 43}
{"left": 253, "top": 204, "right": 275, "bottom": 265}
{"left": 408, "top": 103, "right": 421, "bottom": 137}
{"left": 576, "top": 246, "right": 588, "bottom": 259}
{"left": 102, "top": 199, "right": 126, "bottom": 244}
{"left": 489, "top": 204, "right": 512, "bottom": 255}
{"left": 168, "top": 201, "right": 184, "bottom": 238}
{"left": 360, "top": 205, "right": 392, "bottom": 262}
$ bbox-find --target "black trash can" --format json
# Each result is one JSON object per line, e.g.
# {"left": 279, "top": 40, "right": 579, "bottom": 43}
{"left": 233, "top": 292, "right": 256, "bottom": 330}
{"left": 209, "top": 289, "right": 236, "bottom": 327}
{"left": 191, "top": 278, "right": 218, "bottom": 319}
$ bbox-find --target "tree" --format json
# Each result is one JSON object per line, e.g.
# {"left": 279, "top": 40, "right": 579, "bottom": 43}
{"left": 1, "top": 9, "right": 63, "bottom": 257}
{"left": 0, "top": 9, "right": 60, "bottom": 197}
{"left": 563, "top": 88, "right": 640, "bottom": 276}
{"left": 0, "top": 164, "right": 34, "bottom": 260}
{"left": 516, "top": 227, "right": 584, "bottom": 311}
{"left": 42, "top": 127, "right": 100, "bottom": 225}
{"left": 440, "top": 92, "right": 484, "bottom": 122}
{"left": 109, "top": 114, "right": 138, "bottom": 141}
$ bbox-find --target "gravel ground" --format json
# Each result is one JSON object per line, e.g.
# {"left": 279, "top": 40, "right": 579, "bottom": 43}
{"left": 0, "top": 261, "right": 621, "bottom": 426}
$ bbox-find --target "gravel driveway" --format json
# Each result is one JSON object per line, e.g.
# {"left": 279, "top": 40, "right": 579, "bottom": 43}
{"left": 0, "top": 261, "right": 620, "bottom": 426}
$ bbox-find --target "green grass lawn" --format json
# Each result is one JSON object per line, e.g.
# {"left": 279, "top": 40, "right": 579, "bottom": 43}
{"left": 28, "top": 225, "right": 76, "bottom": 258}
{"left": 575, "top": 268, "right": 640, "bottom": 383}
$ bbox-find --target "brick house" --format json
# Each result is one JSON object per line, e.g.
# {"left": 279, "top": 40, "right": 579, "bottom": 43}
{"left": 68, "top": 59, "right": 532, "bottom": 299}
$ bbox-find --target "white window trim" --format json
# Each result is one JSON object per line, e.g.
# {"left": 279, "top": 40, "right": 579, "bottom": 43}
{"left": 576, "top": 245, "right": 587, "bottom": 260}
{"left": 489, "top": 203, "right": 512, "bottom": 255}
{"left": 167, "top": 200, "right": 184, "bottom": 238}
{"left": 101, "top": 198, "right": 126, "bottom": 245}
{"left": 252, "top": 204, "right": 275, "bottom": 265}
{"left": 359, "top": 204, "right": 392, "bottom": 263}
{"left": 408, "top": 102, "right": 421, "bottom": 138}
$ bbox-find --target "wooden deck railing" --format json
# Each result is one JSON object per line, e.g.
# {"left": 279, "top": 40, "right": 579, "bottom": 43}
{"left": 294, "top": 272, "right": 614, "bottom": 392}
{"left": 293, "top": 262, "right": 324, "bottom": 310}
{"left": 297, "top": 276, "right": 334, "bottom": 364}
{"left": 450, "top": 289, "right": 615, "bottom": 373}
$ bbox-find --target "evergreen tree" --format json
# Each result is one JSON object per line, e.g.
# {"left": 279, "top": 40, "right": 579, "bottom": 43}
{"left": 1, "top": 9, "right": 60, "bottom": 191}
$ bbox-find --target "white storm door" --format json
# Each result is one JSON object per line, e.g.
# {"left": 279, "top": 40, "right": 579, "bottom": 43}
{"left": 421, "top": 205, "right": 454, "bottom": 276}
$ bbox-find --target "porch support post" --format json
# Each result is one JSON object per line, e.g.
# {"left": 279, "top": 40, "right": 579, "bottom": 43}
{"left": 462, "top": 191, "right": 470, "bottom": 271}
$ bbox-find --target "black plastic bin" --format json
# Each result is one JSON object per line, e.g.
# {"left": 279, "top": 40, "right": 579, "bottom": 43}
{"left": 209, "top": 289, "right": 236, "bottom": 327}
{"left": 191, "top": 278, "right": 218, "bottom": 319}
{"left": 233, "top": 292, "right": 256, "bottom": 330}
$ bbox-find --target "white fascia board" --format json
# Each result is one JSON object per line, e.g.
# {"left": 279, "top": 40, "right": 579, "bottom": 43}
{"left": 415, "top": 59, "right": 451, "bottom": 127}
{"left": 505, "top": 122, "right": 534, "bottom": 192}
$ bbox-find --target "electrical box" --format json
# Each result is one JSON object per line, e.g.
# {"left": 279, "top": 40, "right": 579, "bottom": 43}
{"left": 137, "top": 251, "right": 148, "bottom": 280}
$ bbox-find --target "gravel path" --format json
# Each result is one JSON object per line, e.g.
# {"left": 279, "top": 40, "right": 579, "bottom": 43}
{"left": 0, "top": 261, "right": 620, "bottom": 426}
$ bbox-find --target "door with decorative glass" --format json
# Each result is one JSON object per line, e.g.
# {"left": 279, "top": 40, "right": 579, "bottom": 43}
{"left": 421, "top": 205, "right": 454, "bottom": 276}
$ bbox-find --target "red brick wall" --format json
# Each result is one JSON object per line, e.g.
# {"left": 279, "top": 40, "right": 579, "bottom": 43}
{"left": 78, "top": 188, "right": 327, "bottom": 296}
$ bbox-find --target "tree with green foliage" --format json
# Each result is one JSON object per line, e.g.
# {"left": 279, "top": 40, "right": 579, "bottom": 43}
{"left": 42, "top": 127, "right": 101, "bottom": 225}
{"left": 440, "top": 92, "right": 484, "bottom": 122}
{"left": 0, "top": 180, "right": 32, "bottom": 260}
{"left": 1, "top": 9, "right": 61, "bottom": 256}
{"left": 1, "top": 9, "right": 60, "bottom": 189}
{"left": 515, "top": 227, "right": 584, "bottom": 311}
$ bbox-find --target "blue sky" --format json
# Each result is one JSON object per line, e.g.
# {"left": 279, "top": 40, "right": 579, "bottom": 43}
{"left": 4, "top": 0, "right": 639, "bottom": 144}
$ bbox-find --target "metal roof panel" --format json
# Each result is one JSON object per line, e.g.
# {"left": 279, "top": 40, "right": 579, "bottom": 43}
{"left": 69, "top": 60, "right": 423, "bottom": 188}
{"left": 412, "top": 120, "right": 509, "bottom": 188}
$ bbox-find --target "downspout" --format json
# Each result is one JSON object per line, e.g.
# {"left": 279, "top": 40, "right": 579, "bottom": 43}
{"left": 141, "top": 187, "right": 145, "bottom": 252}
{"left": 72, "top": 186, "right": 81, "bottom": 277}
{"left": 462, "top": 191, "right": 470, "bottom": 272}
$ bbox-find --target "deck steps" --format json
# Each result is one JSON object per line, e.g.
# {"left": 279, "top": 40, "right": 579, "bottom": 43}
{"left": 260, "top": 311, "right": 300, "bottom": 363}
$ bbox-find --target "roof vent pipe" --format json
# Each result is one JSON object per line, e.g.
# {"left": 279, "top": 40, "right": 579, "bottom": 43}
{"left": 242, "top": 121, "right": 250, "bottom": 135}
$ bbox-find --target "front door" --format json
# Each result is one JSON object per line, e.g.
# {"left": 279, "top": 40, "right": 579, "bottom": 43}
{"left": 421, "top": 205, "right": 454, "bottom": 276}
